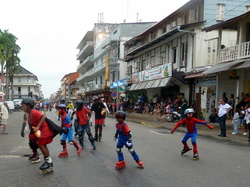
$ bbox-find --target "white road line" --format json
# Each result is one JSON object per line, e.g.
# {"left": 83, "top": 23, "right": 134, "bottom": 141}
{"left": 149, "top": 130, "right": 168, "bottom": 135}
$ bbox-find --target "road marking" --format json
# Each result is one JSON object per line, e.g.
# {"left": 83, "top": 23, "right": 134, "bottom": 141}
{"left": 140, "top": 121, "right": 164, "bottom": 128}
{"left": 150, "top": 130, "right": 168, "bottom": 135}
{"left": 0, "top": 155, "right": 24, "bottom": 158}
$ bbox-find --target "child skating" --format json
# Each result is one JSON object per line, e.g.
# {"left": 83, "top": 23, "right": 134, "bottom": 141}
{"left": 57, "top": 104, "right": 82, "bottom": 157}
{"left": 21, "top": 98, "right": 56, "bottom": 174}
{"left": 114, "top": 111, "right": 144, "bottom": 169}
{"left": 170, "top": 108, "right": 214, "bottom": 160}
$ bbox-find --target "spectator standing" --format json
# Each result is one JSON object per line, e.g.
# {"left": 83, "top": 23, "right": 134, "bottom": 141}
{"left": 1, "top": 102, "right": 9, "bottom": 134}
{"left": 217, "top": 98, "right": 232, "bottom": 137}
{"left": 243, "top": 103, "right": 250, "bottom": 136}
{"left": 228, "top": 94, "right": 235, "bottom": 119}
{"left": 222, "top": 92, "right": 228, "bottom": 103}
{"left": 238, "top": 106, "right": 245, "bottom": 130}
{"left": 232, "top": 108, "right": 240, "bottom": 135}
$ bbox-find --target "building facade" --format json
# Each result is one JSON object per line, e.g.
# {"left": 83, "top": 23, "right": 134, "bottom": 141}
{"left": 124, "top": 0, "right": 250, "bottom": 120}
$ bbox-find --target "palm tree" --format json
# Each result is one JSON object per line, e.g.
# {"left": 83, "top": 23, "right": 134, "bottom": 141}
{"left": 0, "top": 29, "right": 21, "bottom": 100}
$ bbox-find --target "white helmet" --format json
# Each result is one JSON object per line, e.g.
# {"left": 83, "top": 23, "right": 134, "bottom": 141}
{"left": 184, "top": 108, "right": 194, "bottom": 115}
{"left": 92, "top": 95, "right": 99, "bottom": 101}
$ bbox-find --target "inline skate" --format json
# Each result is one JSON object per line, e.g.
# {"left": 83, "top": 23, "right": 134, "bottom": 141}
{"left": 58, "top": 149, "right": 68, "bottom": 157}
{"left": 136, "top": 160, "right": 144, "bottom": 169}
{"left": 115, "top": 160, "right": 126, "bottom": 170}
{"left": 29, "top": 152, "right": 41, "bottom": 164}
{"left": 193, "top": 153, "right": 199, "bottom": 160}
{"left": 181, "top": 147, "right": 192, "bottom": 155}
{"left": 76, "top": 146, "right": 82, "bottom": 156}
{"left": 39, "top": 159, "right": 54, "bottom": 174}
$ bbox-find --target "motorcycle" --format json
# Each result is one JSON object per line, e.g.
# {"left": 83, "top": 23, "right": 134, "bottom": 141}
{"left": 166, "top": 111, "right": 181, "bottom": 122}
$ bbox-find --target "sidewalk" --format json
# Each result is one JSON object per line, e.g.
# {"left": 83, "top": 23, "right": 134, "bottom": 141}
{"left": 107, "top": 112, "right": 250, "bottom": 147}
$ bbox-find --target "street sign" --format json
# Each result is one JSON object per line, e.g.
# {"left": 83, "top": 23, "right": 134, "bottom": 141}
{"left": 111, "top": 92, "right": 117, "bottom": 98}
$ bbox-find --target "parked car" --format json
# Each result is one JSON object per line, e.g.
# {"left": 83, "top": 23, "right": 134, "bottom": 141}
{"left": 13, "top": 99, "right": 23, "bottom": 112}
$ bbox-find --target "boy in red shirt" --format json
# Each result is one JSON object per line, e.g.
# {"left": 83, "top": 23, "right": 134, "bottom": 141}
{"left": 71, "top": 100, "right": 96, "bottom": 150}
{"left": 21, "top": 98, "right": 55, "bottom": 174}
{"left": 114, "top": 111, "right": 144, "bottom": 169}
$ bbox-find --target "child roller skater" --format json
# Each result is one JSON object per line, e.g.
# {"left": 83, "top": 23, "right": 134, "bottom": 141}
{"left": 57, "top": 104, "right": 82, "bottom": 157}
{"left": 114, "top": 111, "right": 144, "bottom": 169}
{"left": 21, "top": 98, "right": 55, "bottom": 174}
{"left": 71, "top": 100, "right": 96, "bottom": 150}
{"left": 170, "top": 108, "right": 214, "bottom": 160}
{"left": 20, "top": 113, "right": 40, "bottom": 164}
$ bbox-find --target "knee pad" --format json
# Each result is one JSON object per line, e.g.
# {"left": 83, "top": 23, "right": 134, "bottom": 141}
{"left": 69, "top": 141, "right": 74, "bottom": 145}
{"left": 29, "top": 141, "right": 38, "bottom": 150}
{"left": 128, "top": 148, "right": 134, "bottom": 154}
{"left": 60, "top": 140, "right": 66, "bottom": 145}
{"left": 116, "top": 148, "right": 121, "bottom": 153}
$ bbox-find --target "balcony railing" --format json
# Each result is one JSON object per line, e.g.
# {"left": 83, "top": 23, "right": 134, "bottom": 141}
{"left": 77, "top": 55, "right": 94, "bottom": 70}
{"left": 220, "top": 41, "right": 250, "bottom": 62}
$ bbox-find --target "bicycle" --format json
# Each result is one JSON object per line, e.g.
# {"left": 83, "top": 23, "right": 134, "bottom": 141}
{"left": 154, "top": 113, "right": 170, "bottom": 121}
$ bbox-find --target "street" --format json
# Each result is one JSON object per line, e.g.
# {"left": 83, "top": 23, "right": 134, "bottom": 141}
{"left": 0, "top": 111, "right": 249, "bottom": 187}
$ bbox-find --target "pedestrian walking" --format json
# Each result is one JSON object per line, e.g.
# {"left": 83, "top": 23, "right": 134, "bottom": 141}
{"left": 170, "top": 108, "right": 214, "bottom": 160}
{"left": 217, "top": 98, "right": 232, "bottom": 137}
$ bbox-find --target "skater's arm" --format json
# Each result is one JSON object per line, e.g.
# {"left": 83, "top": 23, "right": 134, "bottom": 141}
{"left": 194, "top": 118, "right": 214, "bottom": 129}
{"left": 170, "top": 119, "right": 186, "bottom": 133}
{"left": 33, "top": 114, "right": 46, "bottom": 132}
{"left": 70, "top": 111, "right": 75, "bottom": 120}
{"left": 21, "top": 114, "right": 26, "bottom": 137}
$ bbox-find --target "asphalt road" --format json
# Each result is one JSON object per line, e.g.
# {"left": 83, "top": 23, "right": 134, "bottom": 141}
{"left": 0, "top": 110, "right": 249, "bottom": 187}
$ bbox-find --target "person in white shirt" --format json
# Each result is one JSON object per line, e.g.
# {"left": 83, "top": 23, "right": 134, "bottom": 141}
{"left": 1, "top": 102, "right": 9, "bottom": 134}
{"left": 217, "top": 98, "right": 232, "bottom": 137}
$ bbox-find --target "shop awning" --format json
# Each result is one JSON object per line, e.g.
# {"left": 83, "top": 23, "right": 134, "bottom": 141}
{"left": 145, "top": 80, "right": 155, "bottom": 88}
{"left": 233, "top": 60, "right": 250, "bottom": 70}
{"left": 158, "top": 77, "right": 171, "bottom": 87}
{"left": 202, "top": 59, "right": 245, "bottom": 75}
{"left": 150, "top": 79, "right": 161, "bottom": 88}
{"left": 134, "top": 83, "right": 142, "bottom": 90}
{"left": 139, "top": 81, "right": 149, "bottom": 89}
{"left": 129, "top": 83, "right": 137, "bottom": 91}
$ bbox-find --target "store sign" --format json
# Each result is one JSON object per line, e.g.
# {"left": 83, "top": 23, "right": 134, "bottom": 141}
{"left": 197, "top": 75, "right": 216, "bottom": 86}
{"left": 131, "top": 63, "right": 172, "bottom": 83}
{"left": 110, "top": 78, "right": 129, "bottom": 89}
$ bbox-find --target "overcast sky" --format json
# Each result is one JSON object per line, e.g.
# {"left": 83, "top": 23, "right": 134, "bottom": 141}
{"left": 0, "top": 0, "right": 189, "bottom": 98}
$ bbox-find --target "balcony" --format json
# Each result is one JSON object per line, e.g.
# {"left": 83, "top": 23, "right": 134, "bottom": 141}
{"left": 76, "top": 41, "right": 94, "bottom": 60}
{"left": 77, "top": 55, "right": 94, "bottom": 71}
{"left": 220, "top": 41, "right": 250, "bottom": 62}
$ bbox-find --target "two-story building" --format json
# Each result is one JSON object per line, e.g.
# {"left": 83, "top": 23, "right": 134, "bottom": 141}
{"left": 76, "top": 22, "right": 156, "bottom": 102}
{"left": 124, "top": 0, "right": 249, "bottom": 120}
{"left": 12, "top": 66, "right": 42, "bottom": 100}
{"left": 203, "top": 10, "right": 250, "bottom": 109}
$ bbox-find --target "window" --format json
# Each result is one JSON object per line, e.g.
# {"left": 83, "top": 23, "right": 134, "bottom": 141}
{"left": 100, "top": 76, "right": 102, "bottom": 84}
{"left": 217, "top": 4, "right": 225, "bottom": 21}
{"left": 27, "top": 77, "right": 30, "bottom": 83}
{"left": 170, "top": 20, "right": 177, "bottom": 29}
{"left": 172, "top": 47, "right": 177, "bottom": 64}
{"left": 18, "top": 87, "right": 21, "bottom": 95}
{"left": 28, "top": 87, "right": 30, "bottom": 92}
{"left": 18, "top": 77, "right": 21, "bottom": 83}
{"left": 180, "top": 42, "right": 188, "bottom": 67}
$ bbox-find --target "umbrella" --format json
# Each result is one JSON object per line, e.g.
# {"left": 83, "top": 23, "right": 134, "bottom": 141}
{"left": 0, "top": 91, "right": 5, "bottom": 96}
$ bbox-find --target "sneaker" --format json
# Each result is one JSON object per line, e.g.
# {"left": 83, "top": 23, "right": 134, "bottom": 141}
{"left": 232, "top": 132, "right": 237, "bottom": 135}
{"left": 243, "top": 132, "right": 248, "bottom": 135}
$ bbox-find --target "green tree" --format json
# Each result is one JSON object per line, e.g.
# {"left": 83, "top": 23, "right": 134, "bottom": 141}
{"left": 0, "top": 29, "right": 21, "bottom": 100}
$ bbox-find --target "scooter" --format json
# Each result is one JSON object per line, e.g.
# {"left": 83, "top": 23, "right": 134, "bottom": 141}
{"left": 170, "top": 111, "right": 181, "bottom": 122}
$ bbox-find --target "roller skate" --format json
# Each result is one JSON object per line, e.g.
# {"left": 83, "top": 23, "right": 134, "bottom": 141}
{"left": 58, "top": 150, "right": 68, "bottom": 157}
{"left": 29, "top": 153, "right": 41, "bottom": 164}
{"left": 115, "top": 160, "right": 126, "bottom": 170}
{"left": 98, "top": 134, "right": 102, "bottom": 141}
{"left": 76, "top": 146, "right": 82, "bottom": 156}
{"left": 91, "top": 142, "right": 96, "bottom": 150}
{"left": 94, "top": 134, "right": 98, "bottom": 141}
{"left": 39, "top": 160, "right": 54, "bottom": 174}
{"left": 193, "top": 153, "right": 199, "bottom": 160}
{"left": 136, "top": 160, "right": 144, "bottom": 169}
{"left": 181, "top": 147, "right": 192, "bottom": 155}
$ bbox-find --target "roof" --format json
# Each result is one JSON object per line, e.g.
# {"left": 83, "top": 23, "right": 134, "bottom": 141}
{"left": 203, "top": 11, "right": 250, "bottom": 32}
{"left": 15, "top": 66, "right": 38, "bottom": 81}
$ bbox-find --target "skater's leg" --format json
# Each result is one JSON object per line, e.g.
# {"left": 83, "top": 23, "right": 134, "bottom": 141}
{"left": 98, "top": 124, "right": 103, "bottom": 141}
{"left": 85, "top": 125, "right": 96, "bottom": 149}
{"left": 39, "top": 144, "right": 50, "bottom": 158}
{"left": 77, "top": 125, "right": 85, "bottom": 148}
{"left": 191, "top": 134, "right": 198, "bottom": 154}
{"left": 182, "top": 133, "right": 191, "bottom": 148}
{"left": 29, "top": 140, "right": 40, "bottom": 163}
{"left": 116, "top": 143, "right": 124, "bottom": 161}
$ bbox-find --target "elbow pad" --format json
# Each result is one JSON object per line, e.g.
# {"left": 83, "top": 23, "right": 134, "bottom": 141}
{"left": 128, "top": 131, "right": 132, "bottom": 139}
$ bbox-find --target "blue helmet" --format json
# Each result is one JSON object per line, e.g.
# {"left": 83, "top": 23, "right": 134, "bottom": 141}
{"left": 57, "top": 104, "right": 66, "bottom": 110}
